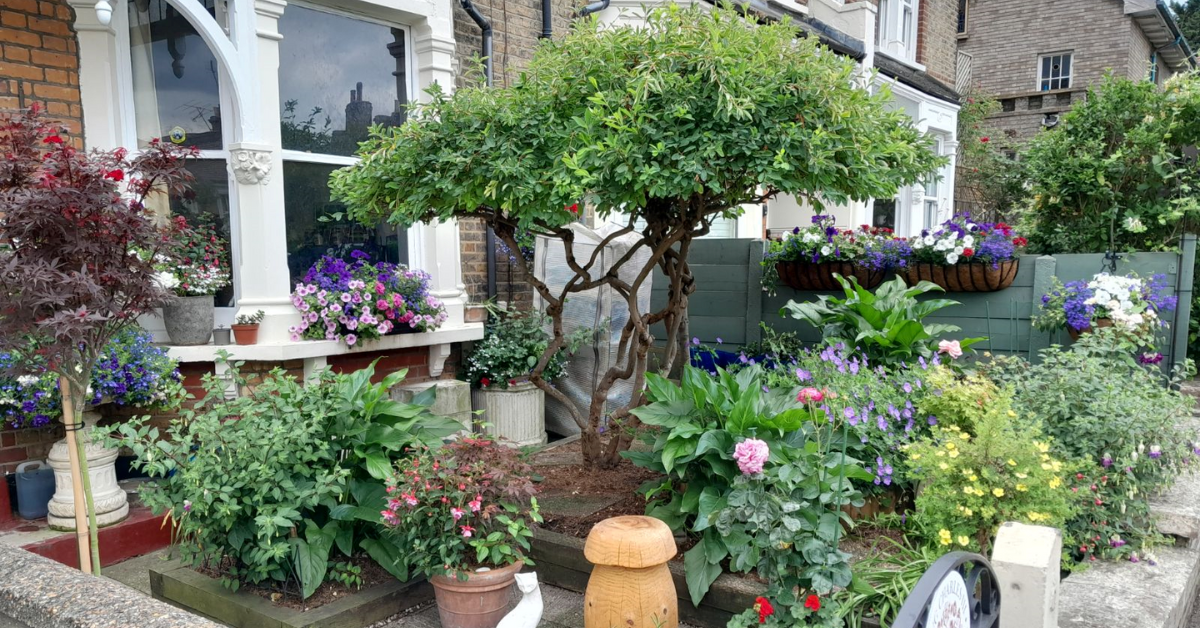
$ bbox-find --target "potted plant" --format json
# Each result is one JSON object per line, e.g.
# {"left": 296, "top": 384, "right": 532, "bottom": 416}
{"left": 1033, "top": 272, "right": 1177, "bottom": 341}
{"left": 213, "top": 326, "right": 232, "bottom": 346}
{"left": 901, "top": 217, "right": 1025, "bottom": 292}
{"left": 465, "top": 312, "right": 571, "bottom": 447}
{"left": 762, "top": 216, "right": 901, "bottom": 291}
{"left": 158, "top": 217, "right": 232, "bottom": 346}
{"left": 288, "top": 251, "right": 447, "bottom": 347}
{"left": 382, "top": 437, "right": 540, "bottom": 628}
{"left": 231, "top": 310, "right": 265, "bottom": 345}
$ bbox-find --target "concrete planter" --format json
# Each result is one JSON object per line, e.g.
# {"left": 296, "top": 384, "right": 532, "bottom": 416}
{"left": 150, "top": 559, "right": 433, "bottom": 628}
{"left": 162, "top": 295, "right": 215, "bottom": 346}
{"left": 46, "top": 408, "right": 128, "bottom": 530}
{"left": 472, "top": 382, "right": 546, "bottom": 447}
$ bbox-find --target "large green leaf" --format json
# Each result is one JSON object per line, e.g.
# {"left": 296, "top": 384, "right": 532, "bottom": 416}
{"left": 291, "top": 535, "right": 332, "bottom": 599}
{"left": 645, "top": 372, "right": 682, "bottom": 403}
{"left": 694, "top": 486, "right": 727, "bottom": 531}
{"left": 361, "top": 537, "right": 410, "bottom": 581}
{"left": 684, "top": 542, "right": 723, "bottom": 607}
{"left": 630, "top": 400, "right": 696, "bottom": 428}
{"left": 364, "top": 453, "right": 392, "bottom": 480}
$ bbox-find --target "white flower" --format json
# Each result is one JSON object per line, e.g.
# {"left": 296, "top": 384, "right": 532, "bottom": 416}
{"left": 962, "top": 235, "right": 975, "bottom": 247}
{"left": 154, "top": 271, "right": 180, "bottom": 291}
{"left": 820, "top": 245, "right": 832, "bottom": 256}
{"left": 911, "top": 239, "right": 924, "bottom": 250}
{"left": 1124, "top": 216, "right": 1147, "bottom": 233}
{"left": 16, "top": 375, "right": 39, "bottom": 387}
{"left": 924, "top": 236, "right": 935, "bottom": 246}
{"left": 946, "top": 253, "right": 960, "bottom": 264}
{"left": 953, "top": 246, "right": 964, "bottom": 255}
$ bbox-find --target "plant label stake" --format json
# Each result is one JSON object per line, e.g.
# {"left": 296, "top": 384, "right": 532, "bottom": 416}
{"left": 58, "top": 377, "right": 92, "bottom": 574}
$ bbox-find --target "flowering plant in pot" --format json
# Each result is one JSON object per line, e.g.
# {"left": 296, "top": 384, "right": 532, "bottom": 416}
{"left": 1033, "top": 272, "right": 1177, "bottom": 342}
{"left": 902, "top": 216, "right": 1026, "bottom": 292}
{"left": 231, "top": 310, "right": 264, "bottom": 345}
{"left": 762, "top": 215, "right": 904, "bottom": 291}
{"left": 157, "top": 217, "right": 232, "bottom": 345}
{"left": 382, "top": 436, "right": 541, "bottom": 628}
{"left": 289, "top": 251, "right": 447, "bottom": 347}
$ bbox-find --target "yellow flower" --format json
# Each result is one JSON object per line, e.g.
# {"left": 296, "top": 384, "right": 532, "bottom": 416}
{"left": 1036, "top": 442, "right": 1050, "bottom": 454}
{"left": 938, "top": 529, "right": 952, "bottom": 546}
{"left": 949, "top": 450, "right": 960, "bottom": 458}
{"left": 963, "top": 485, "right": 976, "bottom": 495}
{"left": 949, "top": 425, "right": 961, "bottom": 432}
{"left": 960, "top": 432, "right": 970, "bottom": 441}
{"left": 957, "top": 535, "right": 970, "bottom": 546}
{"left": 1007, "top": 410, "right": 1017, "bottom": 418}
{"left": 1041, "top": 463, "right": 1053, "bottom": 471}
{"left": 936, "top": 450, "right": 946, "bottom": 457}
{"left": 1051, "top": 461, "right": 1062, "bottom": 472}
{"left": 961, "top": 507, "right": 973, "bottom": 517}
{"left": 969, "top": 475, "right": 979, "bottom": 482}
{"left": 1027, "top": 512, "right": 1049, "bottom": 522}
{"left": 961, "top": 468, "right": 974, "bottom": 477}
{"left": 1016, "top": 484, "right": 1028, "bottom": 492}
{"left": 992, "top": 488, "right": 1005, "bottom": 497}
{"left": 910, "top": 453, "right": 922, "bottom": 461}
{"left": 946, "top": 442, "right": 957, "bottom": 451}
{"left": 939, "top": 462, "right": 949, "bottom": 470}
{"left": 1006, "top": 459, "right": 1017, "bottom": 467}
{"left": 1016, "top": 472, "right": 1028, "bottom": 479}
{"left": 1048, "top": 476, "right": 1062, "bottom": 489}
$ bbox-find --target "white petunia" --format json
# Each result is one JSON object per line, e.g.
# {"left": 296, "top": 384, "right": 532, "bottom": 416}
{"left": 946, "top": 253, "right": 960, "bottom": 264}
{"left": 820, "top": 245, "right": 832, "bottom": 256}
{"left": 924, "top": 236, "right": 935, "bottom": 246}
{"left": 16, "top": 375, "right": 39, "bottom": 387}
{"left": 962, "top": 235, "right": 975, "bottom": 247}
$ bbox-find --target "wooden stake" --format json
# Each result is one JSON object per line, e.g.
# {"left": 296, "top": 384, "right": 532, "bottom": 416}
{"left": 57, "top": 377, "right": 92, "bottom": 574}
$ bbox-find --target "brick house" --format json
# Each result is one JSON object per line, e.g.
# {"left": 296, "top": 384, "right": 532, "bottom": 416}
{"left": 957, "top": 0, "right": 1196, "bottom": 143}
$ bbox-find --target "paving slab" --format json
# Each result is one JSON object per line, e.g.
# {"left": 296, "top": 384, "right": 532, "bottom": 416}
{"left": 1153, "top": 470, "right": 1200, "bottom": 547}
{"left": 1059, "top": 544, "right": 1200, "bottom": 628}
{"left": 102, "top": 548, "right": 171, "bottom": 596}
{"left": 539, "top": 494, "right": 625, "bottom": 518}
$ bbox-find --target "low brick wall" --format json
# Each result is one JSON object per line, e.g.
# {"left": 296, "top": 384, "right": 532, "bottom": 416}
{"left": 0, "top": 543, "right": 219, "bottom": 628}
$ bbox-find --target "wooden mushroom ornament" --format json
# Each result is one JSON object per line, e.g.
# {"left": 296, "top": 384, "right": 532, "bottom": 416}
{"left": 583, "top": 516, "right": 678, "bottom": 628}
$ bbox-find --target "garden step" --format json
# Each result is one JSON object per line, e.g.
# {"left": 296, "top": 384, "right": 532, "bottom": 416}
{"left": 1058, "top": 543, "right": 1200, "bottom": 628}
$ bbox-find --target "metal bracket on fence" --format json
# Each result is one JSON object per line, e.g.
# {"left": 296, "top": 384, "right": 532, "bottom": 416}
{"left": 891, "top": 551, "right": 1001, "bottom": 628}
{"left": 1102, "top": 250, "right": 1123, "bottom": 273}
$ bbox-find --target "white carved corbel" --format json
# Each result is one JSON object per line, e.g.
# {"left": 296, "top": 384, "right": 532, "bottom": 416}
{"left": 229, "top": 148, "right": 273, "bottom": 185}
{"left": 429, "top": 343, "right": 452, "bottom": 377}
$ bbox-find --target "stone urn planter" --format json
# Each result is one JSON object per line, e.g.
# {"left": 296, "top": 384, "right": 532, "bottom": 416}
{"left": 472, "top": 382, "right": 546, "bottom": 447}
{"left": 46, "top": 407, "right": 128, "bottom": 530}
{"left": 901, "top": 259, "right": 1019, "bottom": 292}
{"left": 774, "top": 260, "right": 884, "bottom": 291}
{"left": 162, "top": 295, "right": 215, "bottom": 346}
{"left": 430, "top": 561, "right": 524, "bottom": 628}
{"left": 1067, "top": 317, "right": 1114, "bottom": 341}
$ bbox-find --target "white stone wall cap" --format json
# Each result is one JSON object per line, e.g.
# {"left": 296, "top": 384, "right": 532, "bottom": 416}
{"left": 164, "top": 322, "right": 484, "bottom": 363}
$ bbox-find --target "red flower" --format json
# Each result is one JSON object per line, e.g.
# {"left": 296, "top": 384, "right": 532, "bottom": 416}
{"left": 43, "top": 135, "right": 63, "bottom": 145}
{"left": 753, "top": 597, "right": 774, "bottom": 623}
{"left": 980, "top": 136, "right": 990, "bottom": 143}
{"left": 962, "top": 248, "right": 974, "bottom": 257}
{"left": 105, "top": 169, "right": 124, "bottom": 181}
{"left": 1012, "top": 237, "right": 1028, "bottom": 247}
{"left": 566, "top": 203, "right": 579, "bottom": 214}
{"left": 480, "top": 377, "right": 491, "bottom": 387}
{"left": 804, "top": 594, "right": 821, "bottom": 612}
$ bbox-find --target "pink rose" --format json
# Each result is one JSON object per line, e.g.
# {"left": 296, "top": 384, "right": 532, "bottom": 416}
{"left": 733, "top": 438, "right": 769, "bottom": 475}
{"left": 796, "top": 387, "right": 824, "bottom": 403}
{"left": 938, "top": 340, "right": 963, "bottom": 359}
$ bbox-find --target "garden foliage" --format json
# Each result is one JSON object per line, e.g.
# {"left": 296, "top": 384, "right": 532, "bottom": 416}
{"left": 330, "top": 4, "right": 943, "bottom": 465}
{"left": 465, "top": 310, "right": 588, "bottom": 389}
{"left": 109, "top": 361, "right": 461, "bottom": 598}
{"left": 781, "top": 275, "right": 982, "bottom": 366}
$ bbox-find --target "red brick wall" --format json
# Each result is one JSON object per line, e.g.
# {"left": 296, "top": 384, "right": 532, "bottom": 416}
{"left": 0, "top": 424, "right": 62, "bottom": 473}
{"left": 0, "top": 0, "right": 82, "bottom": 147}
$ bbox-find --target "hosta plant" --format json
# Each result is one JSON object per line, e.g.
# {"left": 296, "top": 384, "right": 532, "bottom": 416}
{"left": 782, "top": 275, "right": 983, "bottom": 366}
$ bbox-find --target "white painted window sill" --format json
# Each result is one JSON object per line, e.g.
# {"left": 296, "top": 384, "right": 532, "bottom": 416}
{"left": 161, "top": 323, "right": 484, "bottom": 363}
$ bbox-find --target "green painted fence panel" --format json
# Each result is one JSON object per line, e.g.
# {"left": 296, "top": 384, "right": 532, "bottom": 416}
{"left": 650, "top": 235, "right": 1196, "bottom": 370}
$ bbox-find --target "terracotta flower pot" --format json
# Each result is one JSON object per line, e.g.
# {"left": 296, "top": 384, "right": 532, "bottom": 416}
{"left": 430, "top": 561, "right": 524, "bottom": 628}
{"left": 774, "top": 260, "right": 885, "bottom": 291}
{"left": 1067, "top": 317, "right": 1113, "bottom": 341}
{"left": 231, "top": 324, "right": 260, "bottom": 345}
{"left": 901, "top": 259, "right": 1019, "bottom": 292}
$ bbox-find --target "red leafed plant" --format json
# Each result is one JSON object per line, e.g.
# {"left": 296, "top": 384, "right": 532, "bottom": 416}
{"left": 0, "top": 105, "right": 196, "bottom": 571}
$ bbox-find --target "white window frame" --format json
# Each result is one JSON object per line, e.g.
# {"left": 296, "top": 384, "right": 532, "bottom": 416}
{"left": 878, "top": 0, "right": 920, "bottom": 64}
{"left": 115, "top": 0, "right": 242, "bottom": 326}
{"left": 278, "top": 1, "right": 418, "bottom": 267}
{"left": 1037, "top": 52, "right": 1073, "bottom": 92}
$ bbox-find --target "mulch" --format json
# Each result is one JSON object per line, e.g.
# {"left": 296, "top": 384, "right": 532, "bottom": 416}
{"left": 197, "top": 552, "right": 393, "bottom": 611}
{"left": 533, "top": 440, "right": 665, "bottom": 539}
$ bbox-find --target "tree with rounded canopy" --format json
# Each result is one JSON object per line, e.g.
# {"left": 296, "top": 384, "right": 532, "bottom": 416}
{"left": 331, "top": 4, "right": 945, "bottom": 466}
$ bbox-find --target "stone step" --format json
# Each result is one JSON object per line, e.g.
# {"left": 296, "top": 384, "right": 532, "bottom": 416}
{"left": 1058, "top": 543, "right": 1200, "bottom": 628}
{"left": 1152, "top": 471, "right": 1200, "bottom": 547}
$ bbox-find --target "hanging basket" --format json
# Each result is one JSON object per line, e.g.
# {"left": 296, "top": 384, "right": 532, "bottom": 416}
{"left": 774, "top": 260, "right": 885, "bottom": 292}
{"left": 1067, "top": 317, "right": 1114, "bottom": 341}
{"left": 901, "top": 259, "right": 1019, "bottom": 293}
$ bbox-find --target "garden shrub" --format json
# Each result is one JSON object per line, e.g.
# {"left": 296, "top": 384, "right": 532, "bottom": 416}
{"left": 781, "top": 275, "right": 981, "bottom": 367}
{"left": 110, "top": 360, "right": 461, "bottom": 598}
{"left": 625, "top": 365, "right": 869, "bottom": 606}
{"left": 915, "top": 366, "right": 1005, "bottom": 434}
{"left": 904, "top": 400, "right": 1075, "bottom": 554}
{"left": 997, "top": 328, "right": 1195, "bottom": 561}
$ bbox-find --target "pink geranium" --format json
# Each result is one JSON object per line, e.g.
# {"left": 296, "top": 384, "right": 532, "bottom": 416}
{"left": 733, "top": 438, "right": 770, "bottom": 475}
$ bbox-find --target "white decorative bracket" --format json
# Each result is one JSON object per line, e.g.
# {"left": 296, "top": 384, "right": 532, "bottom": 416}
{"left": 229, "top": 147, "right": 274, "bottom": 185}
{"left": 429, "top": 343, "right": 452, "bottom": 378}
{"left": 303, "top": 356, "right": 328, "bottom": 384}
{"left": 214, "top": 360, "right": 238, "bottom": 400}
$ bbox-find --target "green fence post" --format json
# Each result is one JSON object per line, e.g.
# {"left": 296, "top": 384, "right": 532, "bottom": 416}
{"left": 1171, "top": 233, "right": 1196, "bottom": 373}
{"left": 745, "top": 240, "right": 765, "bottom": 347}
{"left": 1028, "top": 255, "right": 1058, "bottom": 357}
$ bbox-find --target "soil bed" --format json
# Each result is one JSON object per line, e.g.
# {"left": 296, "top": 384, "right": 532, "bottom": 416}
{"left": 197, "top": 553, "right": 393, "bottom": 610}
{"left": 534, "top": 440, "right": 664, "bottom": 538}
